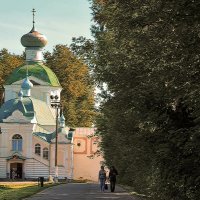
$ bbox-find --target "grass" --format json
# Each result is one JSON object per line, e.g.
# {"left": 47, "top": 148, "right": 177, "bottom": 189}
{"left": 0, "top": 182, "right": 59, "bottom": 200}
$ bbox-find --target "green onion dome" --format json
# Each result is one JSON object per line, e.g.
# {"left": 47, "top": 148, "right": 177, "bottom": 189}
{"left": 5, "top": 63, "right": 60, "bottom": 87}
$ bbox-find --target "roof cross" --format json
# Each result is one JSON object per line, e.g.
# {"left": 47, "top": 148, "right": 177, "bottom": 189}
{"left": 32, "top": 8, "right": 36, "bottom": 30}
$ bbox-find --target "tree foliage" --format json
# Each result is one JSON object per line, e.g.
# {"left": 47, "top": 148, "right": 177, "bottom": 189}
{"left": 89, "top": 0, "right": 200, "bottom": 199}
{"left": 44, "top": 44, "right": 96, "bottom": 127}
{"left": 70, "top": 36, "right": 95, "bottom": 70}
{"left": 0, "top": 49, "right": 23, "bottom": 104}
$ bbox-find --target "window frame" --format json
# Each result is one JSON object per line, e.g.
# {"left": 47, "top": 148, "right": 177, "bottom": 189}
{"left": 43, "top": 147, "right": 49, "bottom": 160}
{"left": 12, "top": 134, "right": 23, "bottom": 151}
{"left": 35, "top": 143, "right": 41, "bottom": 156}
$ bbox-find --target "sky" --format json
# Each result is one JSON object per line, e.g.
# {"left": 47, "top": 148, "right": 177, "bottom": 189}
{"left": 0, "top": 0, "right": 93, "bottom": 54}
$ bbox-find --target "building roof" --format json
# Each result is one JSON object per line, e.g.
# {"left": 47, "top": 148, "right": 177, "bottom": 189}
{"left": 5, "top": 62, "right": 60, "bottom": 87}
{"left": 74, "top": 127, "right": 96, "bottom": 136}
{"left": 50, "top": 127, "right": 69, "bottom": 139}
{"left": 0, "top": 97, "right": 55, "bottom": 126}
{"left": 33, "top": 124, "right": 50, "bottom": 134}
{"left": 33, "top": 127, "right": 71, "bottom": 144}
{"left": 0, "top": 97, "right": 34, "bottom": 122}
{"left": 33, "top": 132, "right": 53, "bottom": 143}
{"left": 31, "top": 98, "right": 55, "bottom": 126}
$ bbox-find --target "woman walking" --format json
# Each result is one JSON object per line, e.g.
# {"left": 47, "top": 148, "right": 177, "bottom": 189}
{"left": 98, "top": 166, "right": 106, "bottom": 192}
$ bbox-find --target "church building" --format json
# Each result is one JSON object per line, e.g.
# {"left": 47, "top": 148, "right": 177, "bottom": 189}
{"left": 0, "top": 11, "right": 104, "bottom": 181}
{"left": 0, "top": 13, "right": 74, "bottom": 180}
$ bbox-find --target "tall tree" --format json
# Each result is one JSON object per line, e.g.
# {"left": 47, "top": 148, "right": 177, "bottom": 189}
{"left": 44, "top": 44, "right": 96, "bottom": 127}
{"left": 0, "top": 48, "right": 23, "bottom": 104}
{"left": 70, "top": 36, "right": 95, "bottom": 70}
{"left": 90, "top": 0, "right": 200, "bottom": 199}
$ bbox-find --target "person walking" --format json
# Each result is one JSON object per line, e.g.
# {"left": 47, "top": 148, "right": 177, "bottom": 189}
{"left": 98, "top": 166, "right": 106, "bottom": 192}
{"left": 109, "top": 166, "right": 118, "bottom": 192}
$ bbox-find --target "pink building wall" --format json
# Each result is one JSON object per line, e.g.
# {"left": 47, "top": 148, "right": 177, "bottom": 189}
{"left": 73, "top": 128, "right": 104, "bottom": 182}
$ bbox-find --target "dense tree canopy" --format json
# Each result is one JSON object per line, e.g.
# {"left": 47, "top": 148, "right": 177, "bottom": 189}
{"left": 44, "top": 44, "right": 96, "bottom": 127}
{"left": 89, "top": 0, "right": 200, "bottom": 199}
{"left": 70, "top": 36, "right": 95, "bottom": 70}
{"left": 0, "top": 49, "right": 23, "bottom": 104}
{"left": 0, "top": 49, "right": 24, "bottom": 86}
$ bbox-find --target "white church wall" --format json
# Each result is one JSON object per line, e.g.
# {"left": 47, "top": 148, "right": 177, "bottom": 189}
{"left": 0, "top": 158, "right": 7, "bottom": 178}
{"left": 49, "top": 142, "right": 72, "bottom": 179}
{"left": 0, "top": 123, "right": 35, "bottom": 179}
{"left": 6, "top": 124, "right": 34, "bottom": 158}
{"left": 0, "top": 125, "right": 9, "bottom": 157}
{"left": 25, "top": 159, "right": 49, "bottom": 179}
{"left": 33, "top": 135, "right": 50, "bottom": 166}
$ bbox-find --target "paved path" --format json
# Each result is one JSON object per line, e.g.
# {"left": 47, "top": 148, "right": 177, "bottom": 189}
{"left": 25, "top": 183, "right": 137, "bottom": 200}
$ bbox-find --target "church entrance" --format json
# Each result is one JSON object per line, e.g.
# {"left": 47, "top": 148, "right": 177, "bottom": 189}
{"left": 10, "top": 163, "right": 23, "bottom": 179}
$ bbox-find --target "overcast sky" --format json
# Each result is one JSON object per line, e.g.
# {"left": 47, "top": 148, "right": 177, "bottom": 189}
{"left": 0, "top": 0, "right": 93, "bottom": 54}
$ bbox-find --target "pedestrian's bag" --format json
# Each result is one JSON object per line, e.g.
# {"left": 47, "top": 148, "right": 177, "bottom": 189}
{"left": 104, "top": 183, "right": 108, "bottom": 190}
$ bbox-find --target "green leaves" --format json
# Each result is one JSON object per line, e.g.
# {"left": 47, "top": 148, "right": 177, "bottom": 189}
{"left": 44, "top": 45, "right": 96, "bottom": 127}
{"left": 0, "top": 49, "right": 23, "bottom": 105}
{"left": 90, "top": 0, "right": 200, "bottom": 199}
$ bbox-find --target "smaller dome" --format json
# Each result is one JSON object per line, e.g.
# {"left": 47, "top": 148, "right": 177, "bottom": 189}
{"left": 18, "top": 90, "right": 23, "bottom": 97}
{"left": 21, "top": 76, "right": 33, "bottom": 90}
{"left": 21, "top": 27, "right": 48, "bottom": 48}
{"left": 60, "top": 113, "right": 65, "bottom": 122}
{"left": 59, "top": 113, "right": 65, "bottom": 128}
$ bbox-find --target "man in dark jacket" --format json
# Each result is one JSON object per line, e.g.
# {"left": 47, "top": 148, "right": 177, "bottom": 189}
{"left": 109, "top": 166, "right": 118, "bottom": 192}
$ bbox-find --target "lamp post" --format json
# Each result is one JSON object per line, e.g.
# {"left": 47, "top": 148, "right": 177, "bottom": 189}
{"left": 50, "top": 95, "right": 61, "bottom": 182}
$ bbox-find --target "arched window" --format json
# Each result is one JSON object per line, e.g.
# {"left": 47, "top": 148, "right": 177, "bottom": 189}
{"left": 35, "top": 144, "right": 41, "bottom": 155}
{"left": 43, "top": 148, "right": 49, "bottom": 160}
{"left": 12, "top": 134, "right": 22, "bottom": 151}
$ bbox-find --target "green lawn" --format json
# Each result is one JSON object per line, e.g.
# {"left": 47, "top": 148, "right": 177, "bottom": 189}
{"left": 0, "top": 182, "right": 57, "bottom": 200}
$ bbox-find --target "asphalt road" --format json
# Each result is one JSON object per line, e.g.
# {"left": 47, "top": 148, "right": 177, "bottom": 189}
{"left": 25, "top": 183, "right": 137, "bottom": 200}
